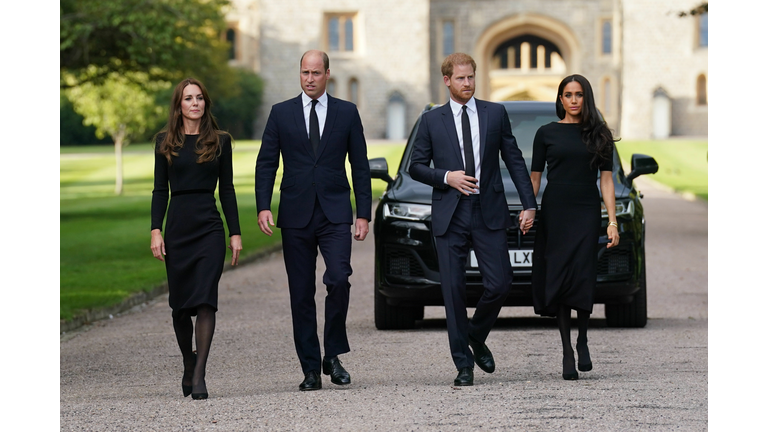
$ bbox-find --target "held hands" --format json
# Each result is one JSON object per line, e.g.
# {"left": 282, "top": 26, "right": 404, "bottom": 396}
{"left": 354, "top": 218, "right": 369, "bottom": 241}
{"left": 229, "top": 235, "right": 243, "bottom": 266}
{"left": 258, "top": 210, "right": 275, "bottom": 236}
{"left": 607, "top": 224, "right": 620, "bottom": 248}
{"left": 518, "top": 209, "right": 536, "bottom": 235}
{"left": 150, "top": 229, "right": 166, "bottom": 262}
{"left": 446, "top": 171, "right": 478, "bottom": 196}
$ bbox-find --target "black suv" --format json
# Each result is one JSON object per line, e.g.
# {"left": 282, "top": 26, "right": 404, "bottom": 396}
{"left": 369, "top": 101, "right": 658, "bottom": 330}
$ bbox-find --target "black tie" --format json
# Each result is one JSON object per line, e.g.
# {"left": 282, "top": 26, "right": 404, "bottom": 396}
{"left": 461, "top": 105, "right": 475, "bottom": 178}
{"left": 310, "top": 99, "right": 320, "bottom": 156}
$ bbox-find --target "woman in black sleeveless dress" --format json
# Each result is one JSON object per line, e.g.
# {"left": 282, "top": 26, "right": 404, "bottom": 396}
{"left": 150, "top": 78, "right": 242, "bottom": 399}
{"left": 530, "top": 74, "right": 619, "bottom": 380}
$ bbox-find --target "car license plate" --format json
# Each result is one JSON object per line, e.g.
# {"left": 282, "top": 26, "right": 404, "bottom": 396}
{"left": 469, "top": 250, "right": 533, "bottom": 268}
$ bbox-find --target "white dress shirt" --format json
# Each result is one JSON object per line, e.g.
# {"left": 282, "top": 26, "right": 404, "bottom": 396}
{"left": 443, "top": 97, "right": 480, "bottom": 191}
{"left": 301, "top": 91, "right": 328, "bottom": 139}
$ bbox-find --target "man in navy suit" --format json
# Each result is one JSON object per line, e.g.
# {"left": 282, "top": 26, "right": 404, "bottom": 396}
{"left": 409, "top": 53, "right": 536, "bottom": 386}
{"left": 255, "top": 50, "right": 372, "bottom": 391}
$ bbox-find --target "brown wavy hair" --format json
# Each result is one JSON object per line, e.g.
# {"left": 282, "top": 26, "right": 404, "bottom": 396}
{"left": 155, "top": 78, "right": 224, "bottom": 164}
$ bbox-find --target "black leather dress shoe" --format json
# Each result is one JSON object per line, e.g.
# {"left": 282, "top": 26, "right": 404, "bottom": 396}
{"left": 469, "top": 335, "right": 495, "bottom": 373}
{"left": 453, "top": 367, "right": 474, "bottom": 386}
{"left": 322, "top": 356, "right": 351, "bottom": 385}
{"left": 299, "top": 370, "right": 322, "bottom": 391}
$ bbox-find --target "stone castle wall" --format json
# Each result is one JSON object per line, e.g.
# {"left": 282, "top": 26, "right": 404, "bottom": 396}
{"left": 226, "top": 0, "right": 706, "bottom": 140}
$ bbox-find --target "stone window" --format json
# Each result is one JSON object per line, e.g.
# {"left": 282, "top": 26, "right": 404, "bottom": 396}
{"left": 696, "top": 74, "right": 707, "bottom": 105}
{"left": 442, "top": 20, "right": 455, "bottom": 57}
{"left": 226, "top": 27, "right": 238, "bottom": 61}
{"left": 698, "top": 12, "right": 708, "bottom": 47}
{"left": 326, "top": 13, "right": 356, "bottom": 52}
{"left": 327, "top": 78, "right": 336, "bottom": 96}
{"left": 348, "top": 78, "right": 359, "bottom": 105}
{"left": 601, "top": 20, "right": 612, "bottom": 55}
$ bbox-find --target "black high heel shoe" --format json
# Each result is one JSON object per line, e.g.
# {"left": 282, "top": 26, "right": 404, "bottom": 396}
{"left": 182, "top": 353, "right": 197, "bottom": 397}
{"left": 562, "top": 352, "right": 578, "bottom": 380}
{"left": 576, "top": 342, "right": 593, "bottom": 372}
{"left": 191, "top": 378, "right": 208, "bottom": 400}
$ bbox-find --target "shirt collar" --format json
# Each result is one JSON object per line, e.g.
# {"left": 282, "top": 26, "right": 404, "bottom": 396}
{"left": 302, "top": 91, "right": 328, "bottom": 108}
{"left": 449, "top": 96, "right": 477, "bottom": 117}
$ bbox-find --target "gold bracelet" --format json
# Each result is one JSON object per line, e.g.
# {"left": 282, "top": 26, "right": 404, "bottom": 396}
{"left": 608, "top": 221, "right": 618, "bottom": 228}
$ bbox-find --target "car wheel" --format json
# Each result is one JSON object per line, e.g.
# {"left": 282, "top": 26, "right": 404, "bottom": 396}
{"left": 374, "top": 287, "right": 422, "bottom": 330}
{"left": 605, "top": 261, "right": 648, "bottom": 328}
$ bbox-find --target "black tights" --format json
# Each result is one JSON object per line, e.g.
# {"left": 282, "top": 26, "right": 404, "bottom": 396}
{"left": 173, "top": 305, "right": 216, "bottom": 394}
{"left": 556, "top": 305, "right": 590, "bottom": 368}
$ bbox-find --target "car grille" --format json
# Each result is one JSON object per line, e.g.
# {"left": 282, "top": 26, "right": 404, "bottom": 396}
{"left": 384, "top": 247, "right": 425, "bottom": 277}
{"left": 597, "top": 245, "right": 633, "bottom": 275}
{"left": 507, "top": 210, "right": 538, "bottom": 248}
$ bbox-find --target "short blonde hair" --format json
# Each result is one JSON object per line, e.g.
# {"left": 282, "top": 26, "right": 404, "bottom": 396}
{"left": 441, "top": 53, "right": 477, "bottom": 78}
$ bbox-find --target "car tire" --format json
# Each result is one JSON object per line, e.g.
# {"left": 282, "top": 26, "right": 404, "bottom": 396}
{"left": 605, "top": 261, "right": 648, "bottom": 328}
{"left": 374, "top": 287, "right": 422, "bottom": 330}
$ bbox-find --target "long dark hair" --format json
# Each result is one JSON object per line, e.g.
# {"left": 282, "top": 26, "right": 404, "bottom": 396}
{"left": 155, "top": 78, "right": 225, "bottom": 164}
{"left": 555, "top": 74, "right": 618, "bottom": 169}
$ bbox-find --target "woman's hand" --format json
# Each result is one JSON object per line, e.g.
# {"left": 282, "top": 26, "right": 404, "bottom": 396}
{"left": 229, "top": 235, "right": 242, "bottom": 266}
{"left": 151, "top": 229, "right": 166, "bottom": 262}
{"left": 607, "top": 224, "right": 620, "bottom": 248}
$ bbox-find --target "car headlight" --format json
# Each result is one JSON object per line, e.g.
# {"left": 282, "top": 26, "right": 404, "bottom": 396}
{"left": 383, "top": 202, "right": 432, "bottom": 221}
{"left": 601, "top": 200, "right": 634, "bottom": 218}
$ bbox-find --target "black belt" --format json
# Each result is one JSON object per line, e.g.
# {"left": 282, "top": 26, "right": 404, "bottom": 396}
{"left": 171, "top": 189, "right": 215, "bottom": 197}
{"left": 459, "top": 193, "right": 481, "bottom": 201}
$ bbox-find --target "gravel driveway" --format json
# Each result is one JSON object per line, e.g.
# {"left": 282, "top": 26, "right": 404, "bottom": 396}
{"left": 60, "top": 177, "right": 707, "bottom": 431}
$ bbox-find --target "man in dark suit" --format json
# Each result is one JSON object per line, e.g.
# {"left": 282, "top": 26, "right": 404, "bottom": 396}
{"left": 409, "top": 53, "right": 536, "bottom": 386}
{"left": 255, "top": 50, "right": 372, "bottom": 391}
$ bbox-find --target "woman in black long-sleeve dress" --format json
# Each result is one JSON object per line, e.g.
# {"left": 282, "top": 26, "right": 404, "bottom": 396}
{"left": 529, "top": 74, "right": 619, "bottom": 380}
{"left": 150, "top": 78, "right": 242, "bottom": 399}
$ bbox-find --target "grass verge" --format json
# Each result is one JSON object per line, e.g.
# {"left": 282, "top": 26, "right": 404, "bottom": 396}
{"left": 616, "top": 139, "right": 708, "bottom": 200}
{"left": 60, "top": 141, "right": 405, "bottom": 321}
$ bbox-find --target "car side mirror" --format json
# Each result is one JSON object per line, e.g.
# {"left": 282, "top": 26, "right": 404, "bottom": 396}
{"left": 626, "top": 153, "right": 659, "bottom": 183}
{"left": 369, "top": 157, "right": 394, "bottom": 185}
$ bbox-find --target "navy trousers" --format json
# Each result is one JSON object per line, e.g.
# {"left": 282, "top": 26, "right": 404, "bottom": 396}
{"left": 434, "top": 194, "right": 513, "bottom": 370}
{"left": 281, "top": 198, "right": 352, "bottom": 374}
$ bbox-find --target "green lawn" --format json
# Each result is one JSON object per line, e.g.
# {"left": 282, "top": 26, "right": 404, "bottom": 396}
{"left": 60, "top": 140, "right": 405, "bottom": 321}
{"left": 616, "top": 139, "right": 708, "bottom": 200}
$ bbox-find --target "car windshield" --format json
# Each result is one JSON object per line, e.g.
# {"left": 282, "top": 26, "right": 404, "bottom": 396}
{"left": 506, "top": 112, "right": 560, "bottom": 159}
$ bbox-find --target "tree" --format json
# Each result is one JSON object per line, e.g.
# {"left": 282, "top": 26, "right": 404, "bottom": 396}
{"left": 213, "top": 68, "right": 265, "bottom": 139}
{"left": 678, "top": 2, "right": 707, "bottom": 17}
{"left": 66, "top": 68, "right": 170, "bottom": 194}
{"left": 60, "top": 0, "right": 233, "bottom": 92}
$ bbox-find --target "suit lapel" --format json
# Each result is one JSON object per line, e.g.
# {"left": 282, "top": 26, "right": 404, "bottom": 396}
{"left": 316, "top": 94, "right": 338, "bottom": 159}
{"left": 439, "top": 104, "right": 463, "bottom": 166}
{"left": 477, "top": 99, "right": 488, "bottom": 164}
{"left": 292, "top": 95, "right": 315, "bottom": 158}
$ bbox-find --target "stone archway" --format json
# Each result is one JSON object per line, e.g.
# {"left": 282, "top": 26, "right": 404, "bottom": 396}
{"left": 473, "top": 13, "right": 581, "bottom": 101}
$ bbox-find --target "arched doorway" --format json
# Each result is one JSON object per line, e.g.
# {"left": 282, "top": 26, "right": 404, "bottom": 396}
{"left": 474, "top": 14, "right": 581, "bottom": 102}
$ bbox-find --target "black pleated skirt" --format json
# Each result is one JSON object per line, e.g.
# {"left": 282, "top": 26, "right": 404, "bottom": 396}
{"left": 164, "top": 192, "right": 225, "bottom": 314}
{"left": 532, "top": 182, "right": 601, "bottom": 317}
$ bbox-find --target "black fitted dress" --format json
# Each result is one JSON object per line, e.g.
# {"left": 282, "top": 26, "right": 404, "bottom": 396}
{"left": 530, "top": 122, "right": 612, "bottom": 317}
{"left": 151, "top": 134, "right": 241, "bottom": 314}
